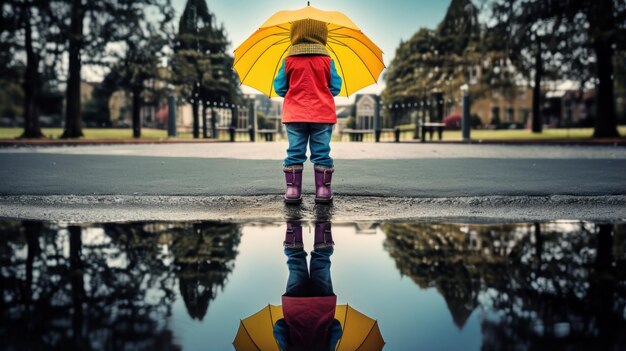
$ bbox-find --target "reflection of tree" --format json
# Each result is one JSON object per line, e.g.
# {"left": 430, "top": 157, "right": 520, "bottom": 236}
{"left": 0, "top": 220, "right": 241, "bottom": 349}
{"left": 168, "top": 222, "right": 241, "bottom": 320}
{"left": 383, "top": 223, "right": 495, "bottom": 328}
{"left": 104, "top": 221, "right": 242, "bottom": 321}
{"left": 382, "top": 222, "right": 626, "bottom": 349}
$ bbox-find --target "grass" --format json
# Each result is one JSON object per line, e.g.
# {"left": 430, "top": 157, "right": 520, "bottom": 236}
{"left": 442, "top": 127, "right": 626, "bottom": 141}
{"left": 0, "top": 127, "right": 195, "bottom": 140}
{"left": 1, "top": 126, "right": 625, "bottom": 142}
{"left": 394, "top": 126, "right": 626, "bottom": 141}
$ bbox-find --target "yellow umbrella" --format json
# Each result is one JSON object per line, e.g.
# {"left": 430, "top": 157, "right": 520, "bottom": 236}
{"left": 233, "top": 304, "right": 385, "bottom": 351}
{"left": 233, "top": 5, "right": 384, "bottom": 97}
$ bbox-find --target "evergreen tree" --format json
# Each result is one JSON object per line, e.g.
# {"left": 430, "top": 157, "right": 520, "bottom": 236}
{"left": 171, "top": 0, "right": 241, "bottom": 139}
{"left": 382, "top": 0, "right": 488, "bottom": 126}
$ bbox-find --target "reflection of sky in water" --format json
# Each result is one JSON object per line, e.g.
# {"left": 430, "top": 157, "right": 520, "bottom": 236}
{"left": 1, "top": 221, "right": 625, "bottom": 350}
{"left": 173, "top": 223, "right": 482, "bottom": 350}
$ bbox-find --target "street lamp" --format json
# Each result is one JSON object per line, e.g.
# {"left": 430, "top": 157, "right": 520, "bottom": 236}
{"left": 167, "top": 84, "right": 177, "bottom": 138}
{"left": 461, "top": 84, "right": 470, "bottom": 142}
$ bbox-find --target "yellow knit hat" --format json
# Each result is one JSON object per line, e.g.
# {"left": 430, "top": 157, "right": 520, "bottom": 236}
{"left": 288, "top": 19, "right": 329, "bottom": 56}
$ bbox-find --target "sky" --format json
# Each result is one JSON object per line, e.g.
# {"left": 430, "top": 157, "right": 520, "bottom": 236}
{"left": 171, "top": 0, "right": 452, "bottom": 100}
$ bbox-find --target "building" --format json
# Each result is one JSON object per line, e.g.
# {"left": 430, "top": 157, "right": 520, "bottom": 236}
{"left": 354, "top": 94, "right": 379, "bottom": 130}
{"left": 544, "top": 88, "right": 596, "bottom": 127}
{"left": 470, "top": 85, "right": 534, "bottom": 127}
{"left": 334, "top": 104, "right": 352, "bottom": 135}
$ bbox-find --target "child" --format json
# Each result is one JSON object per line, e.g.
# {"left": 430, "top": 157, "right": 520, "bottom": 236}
{"left": 273, "top": 19, "right": 342, "bottom": 204}
{"left": 274, "top": 221, "right": 342, "bottom": 351}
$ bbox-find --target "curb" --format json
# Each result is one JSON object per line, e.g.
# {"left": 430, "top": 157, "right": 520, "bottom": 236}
{"left": 1, "top": 194, "right": 624, "bottom": 223}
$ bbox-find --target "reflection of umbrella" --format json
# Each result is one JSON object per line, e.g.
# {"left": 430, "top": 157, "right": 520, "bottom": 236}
{"left": 233, "top": 304, "right": 384, "bottom": 350}
{"left": 233, "top": 6, "right": 384, "bottom": 97}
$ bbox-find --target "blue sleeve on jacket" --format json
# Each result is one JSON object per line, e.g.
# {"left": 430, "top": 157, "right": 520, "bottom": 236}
{"left": 328, "top": 319, "right": 343, "bottom": 350}
{"left": 329, "top": 59, "right": 342, "bottom": 96}
{"left": 273, "top": 318, "right": 288, "bottom": 350}
{"left": 273, "top": 59, "right": 288, "bottom": 97}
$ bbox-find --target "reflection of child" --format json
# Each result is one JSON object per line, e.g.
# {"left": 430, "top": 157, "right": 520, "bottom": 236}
{"left": 273, "top": 19, "right": 342, "bottom": 204}
{"left": 273, "top": 221, "right": 342, "bottom": 351}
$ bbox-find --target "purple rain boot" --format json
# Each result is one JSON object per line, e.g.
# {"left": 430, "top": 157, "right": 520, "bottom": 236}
{"left": 314, "top": 221, "right": 334, "bottom": 249}
{"left": 284, "top": 221, "right": 303, "bottom": 248}
{"left": 283, "top": 165, "right": 303, "bottom": 204}
{"left": 314, "top": 165, "right": 334, "bottom": 204}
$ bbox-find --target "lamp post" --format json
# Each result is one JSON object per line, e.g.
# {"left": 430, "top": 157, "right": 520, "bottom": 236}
{"left": 167, "top": 84, "right": 177, "bottom": 138}
{"left": 461, "top": 84, "right": 470, "bottom": 142}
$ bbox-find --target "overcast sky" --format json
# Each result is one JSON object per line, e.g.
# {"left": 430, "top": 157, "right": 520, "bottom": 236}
{"left": 170, "top": 0, "right": 452, "bottom": 100}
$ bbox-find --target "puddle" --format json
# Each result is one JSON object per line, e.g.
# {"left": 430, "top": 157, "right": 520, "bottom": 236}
{"left": 0, "top": 220, "right": 625, "bottom": 350}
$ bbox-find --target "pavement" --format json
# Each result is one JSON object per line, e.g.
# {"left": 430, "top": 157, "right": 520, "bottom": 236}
{"left": 1, "top": 142, "right": 625, "bottom": 223}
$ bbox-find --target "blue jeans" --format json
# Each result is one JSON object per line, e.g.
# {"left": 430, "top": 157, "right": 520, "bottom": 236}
{"left": 284, "top": 247, "right": 334, "bottom": 297}
{"left": 284, "top": 123, "right": 334, "bottom": 168}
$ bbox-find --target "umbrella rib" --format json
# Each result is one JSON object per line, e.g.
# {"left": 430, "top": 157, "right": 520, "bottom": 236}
{"left": 234, "top": 32, "right": 289, "bottom": 66}
{"left": 355, "top": 320, "right": 379, "bottom": 351}
{"left": 268, "top": 44, "right": 292, "bottom": 96}
{"left": 326, "top": 39, "right": 385, "bottom": 83}
{"left": 328, "top": 39, "right": 378, "bottom": 93}
{"left": 268, "top": 305, "right": 282, "bottom": 350}
{"left": 328, "top": 34, "right": 385, "bottom": 66}
{"left": 336, "top": 304, "right": 350, "bottom": 350}
{"left": 239, "top": 37, "right": 291, "bottom": 86}
{"left": 326, "top": 44, "right": 349, "bottom": 96}
{"left": 239, "top": 320, "right": 262, "bottom": 351}
{"left": 328, "top": 26, "right": 348, "bottom": 33}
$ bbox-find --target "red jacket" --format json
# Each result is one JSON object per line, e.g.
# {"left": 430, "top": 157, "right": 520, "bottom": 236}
{"left": 281, "top": 295, "right": 337, "bottom": 350}
{"left": 274, "top": 55, "right": 342, "bottom": 124}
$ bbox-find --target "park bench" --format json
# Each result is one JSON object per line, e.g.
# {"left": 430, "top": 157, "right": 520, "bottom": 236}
{"left": 421, "top": 122, "right": 445, "bottom": 142}
{"left": 257, "top": 129, "right": 278, "bottom": 141}
{"left": 217, "top": 126, "right": 279, "bottom": 141}
{"left": 377, "top": 128, "right": 402, "bottom": 142}
{"left": 340, "top": 129, "right": 373, "bottom": 142}
{"left": 340, "top": 128, "right": 403, "bottom": 142}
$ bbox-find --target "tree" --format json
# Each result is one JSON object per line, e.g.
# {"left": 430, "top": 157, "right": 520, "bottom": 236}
{"left": 382, "top": 0, "right": 483, "bottom": 126}
{"left": 171, "top": 0, "right": 241, "bottom": 139}
{"left": 381, "top": 222, "right": 626, "bottom": 348}
{"left": 113, "top": 3, "right": 173, "bottom": 138}
{"left": 0, "top": 219, "right": 243, "bottom": 349}
{"left": 490, "top": 0, "right": 589, "bottom": 133}
{"left": 1, "top": 1, "right": 64, "bottom": 138}
{"left": 490, "top": 0, "right": 625, "bottom": 137}
{"left": 41, "top": 0, "right": 173, "bottom": 138}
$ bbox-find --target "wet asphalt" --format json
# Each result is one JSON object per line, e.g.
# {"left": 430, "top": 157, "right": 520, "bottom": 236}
{"left": 0, "top": 152, "right": 624, "bottom": 197}
{"left": 1, "top": 143, "right": 624, "bottom": 222}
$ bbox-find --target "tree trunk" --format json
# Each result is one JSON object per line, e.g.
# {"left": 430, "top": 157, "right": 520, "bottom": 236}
{"left": 61, "top": 0, "right": 84, "bottom": 139}
{"left": 24, "top": 221, "right": 42, "bottom": 301}
{"left": 20, "top": 7, "right": 44, "bottom": 139}
{"left": 68, "top": 225, "right": 85, "bottom": 344}
{"left": 592, "top": 41, "right": 618, "bottom": 137}
{"left": 531, "top": 38, "right": 543, "bottom": 133}
{"left": 591, "top": 224, "right": 615, "bottom": 351}
{"left": 132, "top": 86, "right": 142, "bottom": 138}
{"left": 202, "top": 100, "right": 208, "bottom": 138}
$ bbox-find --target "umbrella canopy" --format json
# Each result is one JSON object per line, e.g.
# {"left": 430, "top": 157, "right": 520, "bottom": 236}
{"left": 233, "top": 304, "right": 384, "bottom": 351}
{"left": 233, "top": 6, "right": 384, "bottom": 97}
